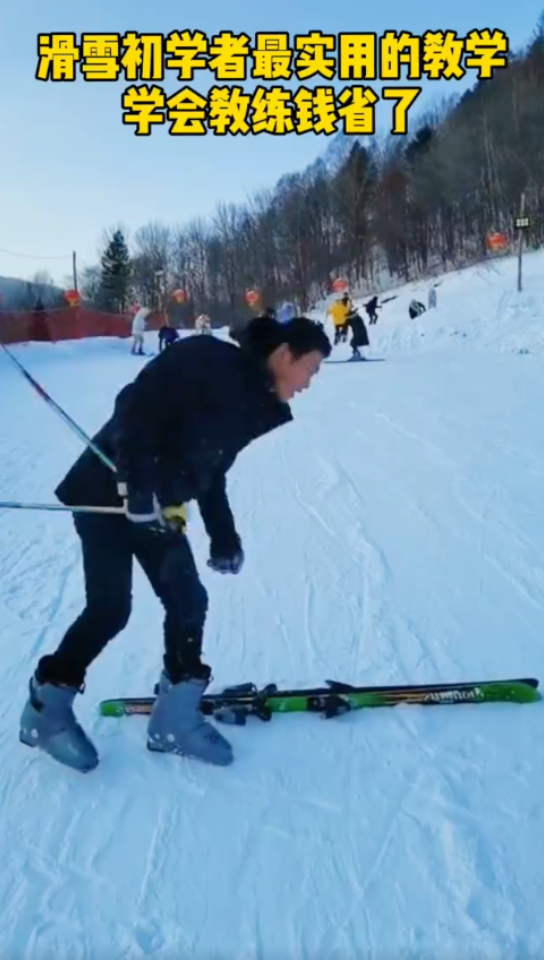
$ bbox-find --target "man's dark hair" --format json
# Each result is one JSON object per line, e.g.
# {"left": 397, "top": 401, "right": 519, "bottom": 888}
{"left": 240, "top": 315, "right": 331, "bottom": 360}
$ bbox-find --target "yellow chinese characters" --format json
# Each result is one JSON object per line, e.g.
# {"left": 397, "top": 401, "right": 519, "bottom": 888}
{"left": 122, "top": 85, "right": 166, "bottom": 135}
{"left": 252, "top": 34, "right": 292, "bottom": 80}
{"left": 37, "top": 29, "right": 511, "bottom": 84}
{"left": 81, "top": 35, "right": 121, "bottom": 81}
{"left": 36, "top": 34, "right": 80, "bottom": 81}
{"left": 37, "top": 27, "right": 510, "bottom": 136}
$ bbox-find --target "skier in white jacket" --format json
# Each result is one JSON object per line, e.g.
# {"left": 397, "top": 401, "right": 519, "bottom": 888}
{"left": 131, "top": 307, "right": 150, "bottom": 355}
{"left": 195, "top": 314, "right": 212, "bottom": 335}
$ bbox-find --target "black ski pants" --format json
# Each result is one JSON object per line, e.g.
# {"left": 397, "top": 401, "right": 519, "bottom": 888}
{"left": 334, "top": 324, "right": 349, "bottom": 345}
{"left": 37, "top": 513, "right": 208, "bottom": 687}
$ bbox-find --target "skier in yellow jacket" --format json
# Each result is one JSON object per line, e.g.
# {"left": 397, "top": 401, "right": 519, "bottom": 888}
{"left": 327, "top": 293, "right": 354, "bottom": 345}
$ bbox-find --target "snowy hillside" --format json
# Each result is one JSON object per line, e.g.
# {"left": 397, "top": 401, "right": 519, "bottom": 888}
{"left": 1, "top": 250, "right": 544, "bottom": 959}
{"left": 317, "top": 249, "right": 544, "bottom": 358}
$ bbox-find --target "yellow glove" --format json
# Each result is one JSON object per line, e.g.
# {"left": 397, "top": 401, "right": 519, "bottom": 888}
{"left": 162, "top": 504, "right": 188, "bottom": 532}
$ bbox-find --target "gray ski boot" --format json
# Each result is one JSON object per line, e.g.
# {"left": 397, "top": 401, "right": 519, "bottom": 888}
{"left": 147, "top": 667, "right": 233, "bottom": 767}
{"left": 19, "top": 675, "right": 99, "bottom": 773}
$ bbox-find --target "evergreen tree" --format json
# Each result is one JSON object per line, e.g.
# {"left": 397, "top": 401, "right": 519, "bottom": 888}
{"left": 98, "top": 230, "right": 131, "bottom": 312}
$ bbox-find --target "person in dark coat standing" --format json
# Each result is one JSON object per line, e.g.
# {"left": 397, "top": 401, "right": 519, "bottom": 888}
{"left": 19, "top": 317, "right": 331, "bottom": 774}
{"left": 364, "top": 296, "right": 380, "bottom": 324}
{"left": 346, "top": 310, "right": 370, "bottom": 360}
{"left": 408, "top": 300, "right": 426, "bottom": 319}
{"left": 158, "top": 325, "right": 179, "bottom": 350}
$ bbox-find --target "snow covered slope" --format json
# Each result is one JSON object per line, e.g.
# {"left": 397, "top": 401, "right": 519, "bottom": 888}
{"left": 318, "top": 248, "right": 544, "bottom": 359}
{"left": 1, "top": 251, "right": 544, "bottom": 959}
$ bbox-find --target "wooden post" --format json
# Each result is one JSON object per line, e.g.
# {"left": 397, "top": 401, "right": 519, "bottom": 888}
{"left": 517, "top": 192, "right": 525, "bottom": 293}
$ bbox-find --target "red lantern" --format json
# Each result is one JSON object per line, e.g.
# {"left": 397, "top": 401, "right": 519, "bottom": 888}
{"left": 172, "top": 288, "right": 187, "bottom": 304}
{"left": 64, "top": 289, "right": 81, "bottom": 307}
{"left": 332, "top": 277, "right": 349, "bottom": 293}
{"left": 244, "top": 288, "right": 260, "bottom": 306}
{"left": 486, "top": 232, "right": 508, "bottom": 252}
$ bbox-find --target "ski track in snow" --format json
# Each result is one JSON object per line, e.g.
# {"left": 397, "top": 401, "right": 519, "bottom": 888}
{"left": 1, "top": 254, "right": 544, "bottom": 958}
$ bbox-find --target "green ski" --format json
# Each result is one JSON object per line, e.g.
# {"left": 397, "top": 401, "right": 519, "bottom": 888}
{"left": 99, "top": 676, "right": 540, "bottom": 724}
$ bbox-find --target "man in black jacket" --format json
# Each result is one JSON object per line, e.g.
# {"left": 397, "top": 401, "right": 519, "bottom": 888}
{"left": 19, "top": 316, "right": 331, "bottom": 773}
{"left": 364, "top": 296, "right": 380, "bottom": 324}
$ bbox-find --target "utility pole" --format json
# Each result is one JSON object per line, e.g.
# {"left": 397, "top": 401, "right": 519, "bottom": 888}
{"left": 72, "top": 250, "right": 78, "bottom": 292}
{"left": 515, "top": 193, "right": 529, "bottom": 293}
{"left": 154, "top": 268, "right": 166, "bottom": 325}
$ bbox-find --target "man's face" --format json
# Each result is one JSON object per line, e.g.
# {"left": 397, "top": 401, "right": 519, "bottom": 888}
{"left": 270, "top": 347, "right": 324, "bottom": 401}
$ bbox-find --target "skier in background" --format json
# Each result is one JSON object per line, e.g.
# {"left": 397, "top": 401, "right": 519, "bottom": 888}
{"left": 409, "top": 300, "right": 426, "bottom": 319}
{"left": 278, "top": 301, "right": 297, "bottom": 324}
{"left": 346, "top": 309, "right": 370, "bottom": 361}
{"left": 195, "top": 314, "right": 212, "bottom": 335}
{"left": 327, "top": 292, "right": 354, "bottom": 345}
{"left": 364, "top": 296, "right": 380, "bottom": 325}
{"left": 428, "top": 287, "right": 437, "bottom": 309}
{"left": 131, "top": 306, "right": 150, "bottom": 355}
{"left": 19, "top": 315, "right": 332, "bottom": 774}
{"left": 158, "top": 325, "right": 179, "bottom": 351}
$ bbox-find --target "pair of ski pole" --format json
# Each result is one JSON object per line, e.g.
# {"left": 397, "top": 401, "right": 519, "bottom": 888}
{"left": 0, "top": 341, "right": 122, "bottom": 516}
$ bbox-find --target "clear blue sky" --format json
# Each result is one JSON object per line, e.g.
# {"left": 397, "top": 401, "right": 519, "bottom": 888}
{"left": 1, "top": 0, "right": 541, "bottom": 286}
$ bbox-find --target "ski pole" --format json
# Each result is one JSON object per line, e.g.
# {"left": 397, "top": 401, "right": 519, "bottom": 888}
{"left": 0, "top": 342, "right": 117, "bottom": 473}
{"left": 0, "top": 500, "right": 125, "bottom": 515}
{"left": 0, "top": 350, "right": 189, "bottom": 523}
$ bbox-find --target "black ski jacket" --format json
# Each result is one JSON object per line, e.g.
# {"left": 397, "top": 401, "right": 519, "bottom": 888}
{"left": 346, "top": 312, "right": 370, "bottom": 347}
{"left": 55, "top": 335, "right": 292, "bottom": 552}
